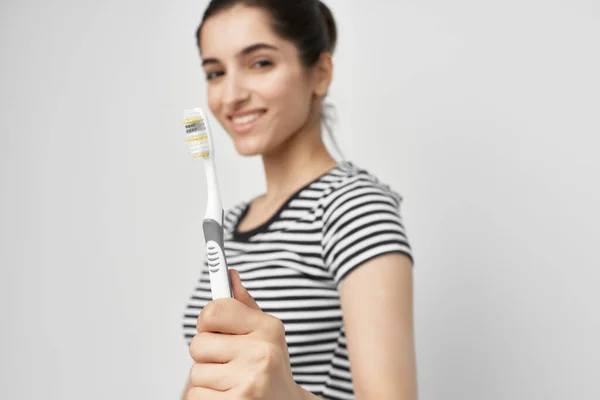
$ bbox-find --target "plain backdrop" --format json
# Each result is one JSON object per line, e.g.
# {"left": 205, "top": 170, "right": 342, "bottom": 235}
{"left": 1, "top": 0, "right": 599, "bottom": 399}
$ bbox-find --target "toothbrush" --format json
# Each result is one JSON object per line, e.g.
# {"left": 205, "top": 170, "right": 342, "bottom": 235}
{"left": 183, "top": 107, "right": 233, "bottom": 300}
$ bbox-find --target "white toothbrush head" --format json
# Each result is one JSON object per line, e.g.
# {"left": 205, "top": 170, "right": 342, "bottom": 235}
{"left": 183, "top": 107, "right": 214, "bottom": 159}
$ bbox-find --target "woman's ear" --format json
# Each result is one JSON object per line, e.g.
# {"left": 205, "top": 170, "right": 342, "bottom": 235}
{"left": 313, "top": 52, "right": 333, "bottom": 97}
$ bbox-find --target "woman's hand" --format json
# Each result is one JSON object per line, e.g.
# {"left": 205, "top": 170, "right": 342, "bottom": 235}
{"left": 187, "top": 269, "right": 307, "bottom": 400}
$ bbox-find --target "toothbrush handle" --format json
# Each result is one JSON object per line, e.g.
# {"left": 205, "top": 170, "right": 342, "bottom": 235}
{"left": 203, "top": 216, "right": 233, "bottom": 299}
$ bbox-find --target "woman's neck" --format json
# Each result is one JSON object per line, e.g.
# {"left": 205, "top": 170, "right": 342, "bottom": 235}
{"left": 260, "top": 115, "right": 337, "bottom": 205}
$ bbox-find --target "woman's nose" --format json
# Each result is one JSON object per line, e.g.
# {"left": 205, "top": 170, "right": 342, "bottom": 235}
{"left": 222, "top": 71, "right": 249, "bottom": 107}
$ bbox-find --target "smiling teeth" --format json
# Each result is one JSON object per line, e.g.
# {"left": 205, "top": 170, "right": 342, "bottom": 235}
{"left": 232, "top": 113, "right": 260, "bottom": 124}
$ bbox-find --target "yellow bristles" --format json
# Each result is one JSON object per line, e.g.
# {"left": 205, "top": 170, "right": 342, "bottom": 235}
{"left": 186, "top": 135, "right": 208, "bottom": 142}
{"left": 183, "top": 118, "right": 204, "bottom": 125}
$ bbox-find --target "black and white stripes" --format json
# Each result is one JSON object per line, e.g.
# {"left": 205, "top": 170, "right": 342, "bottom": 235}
{"left": 182, "top": 161, "right": 413, "bottom": 399}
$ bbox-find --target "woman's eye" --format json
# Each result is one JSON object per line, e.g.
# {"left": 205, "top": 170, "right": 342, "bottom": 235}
{"left": 252, "top": 59, "right": 273, "bottom": 68}
{"left": 206, "top": 71, "right": 224, "bottom": 81}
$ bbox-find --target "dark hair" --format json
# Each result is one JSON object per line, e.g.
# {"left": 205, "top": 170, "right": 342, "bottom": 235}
{"left": 196, "top": 0, "right": 336, "bottom": 66}
{"left": 195, "top": 0, "right": 342, "bottom": 157}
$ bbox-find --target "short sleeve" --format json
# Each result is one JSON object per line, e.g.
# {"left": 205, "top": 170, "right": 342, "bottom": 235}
{"left": 321, "top": 180, "right": 413, "bottom": 286}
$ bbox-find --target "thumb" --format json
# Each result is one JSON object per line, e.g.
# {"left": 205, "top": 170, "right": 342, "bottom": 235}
{"left": 229, "top": 269, "right": 261, "bottom": 311}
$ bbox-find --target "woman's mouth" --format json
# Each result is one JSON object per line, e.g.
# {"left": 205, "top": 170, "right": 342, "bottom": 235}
{"left": 229, "top": 110, "right": 266, "bottom": 134}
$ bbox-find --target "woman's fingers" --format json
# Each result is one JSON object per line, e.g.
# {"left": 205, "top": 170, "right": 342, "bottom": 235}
{"left": 188, "top": 333, "right": 244, "bottom": 392}
{"left": 189, "top": 361, "right": 236, "bottom": 391}
{"left": 196, "top": 297, "right": 264, "bottom": 335}
{"left": 189, "top": 332, "right": 239, "bottom": 363}
{"left": 186, "top": 386, "right": 227, "bottom": 400}
{"left": 229, "top": 269, "right": 261, "bottom": 310}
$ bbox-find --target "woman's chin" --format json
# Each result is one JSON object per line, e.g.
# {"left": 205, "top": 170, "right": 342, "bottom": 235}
{"left": 235, "top": 148, "right": 262, "bottom": 157}
{"left": 232, "top": 138, "right": 267, "bottom": 157}
{"left": 230, "top": 130, "right": 285, "bottom": 158}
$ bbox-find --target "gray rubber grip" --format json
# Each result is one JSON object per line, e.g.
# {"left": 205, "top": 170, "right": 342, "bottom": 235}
{"left": 203, "top": 218, "right": 225, "bottom": 250}
{"left": 203, "top": 211, "right": 233, "bottom": 298}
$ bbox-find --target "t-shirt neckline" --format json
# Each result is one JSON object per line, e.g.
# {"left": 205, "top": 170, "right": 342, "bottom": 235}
{"left": 232, "top": 162, "right": 349, "bottom": 241}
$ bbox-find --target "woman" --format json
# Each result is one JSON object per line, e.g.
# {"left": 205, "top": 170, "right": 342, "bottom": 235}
{"left": 181, "top": 1, "right": 417, "bottom": 399}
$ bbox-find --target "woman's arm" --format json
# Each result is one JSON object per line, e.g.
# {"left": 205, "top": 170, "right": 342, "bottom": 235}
{"left": 340, "top": 253, "right": 418, "bottom": 400}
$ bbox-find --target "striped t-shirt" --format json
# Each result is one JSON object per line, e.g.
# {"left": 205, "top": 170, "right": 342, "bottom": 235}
{"left": 182, "top": 161, "right": 413, "bottom": 400}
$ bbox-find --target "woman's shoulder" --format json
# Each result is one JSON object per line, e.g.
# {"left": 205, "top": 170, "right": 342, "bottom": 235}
{"left": 320, "top": 161, "right": 414, "bottom": 280}
{"left": 320, "top": 160, "right": 404, "bottom": 211}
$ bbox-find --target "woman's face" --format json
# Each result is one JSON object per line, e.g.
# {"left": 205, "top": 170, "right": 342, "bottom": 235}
{"left": 199, "top": 5, "right": 324, "bottom": 157}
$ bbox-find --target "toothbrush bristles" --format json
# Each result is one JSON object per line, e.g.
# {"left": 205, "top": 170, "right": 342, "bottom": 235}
{"left": 183, "top": 116, "right": 210, "bottom": 159}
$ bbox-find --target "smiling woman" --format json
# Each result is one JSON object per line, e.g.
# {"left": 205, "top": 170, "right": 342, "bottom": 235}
{"left": 181, "top": 1, "right": 417, "bottom": 400}
{"left": 196, "top": 3, "right": 331, "bottom": 158}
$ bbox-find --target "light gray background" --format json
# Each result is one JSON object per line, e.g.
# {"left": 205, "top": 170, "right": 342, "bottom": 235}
{"left": 1, "top": 0, "right": 599, "bottom": 399}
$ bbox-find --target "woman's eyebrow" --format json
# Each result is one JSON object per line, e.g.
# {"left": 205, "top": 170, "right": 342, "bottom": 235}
{"left": 202, "top": 42, "right": 278, "bottom": 66}
{"left": 239, "top": 42, "right": 278, "bottom": 55}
